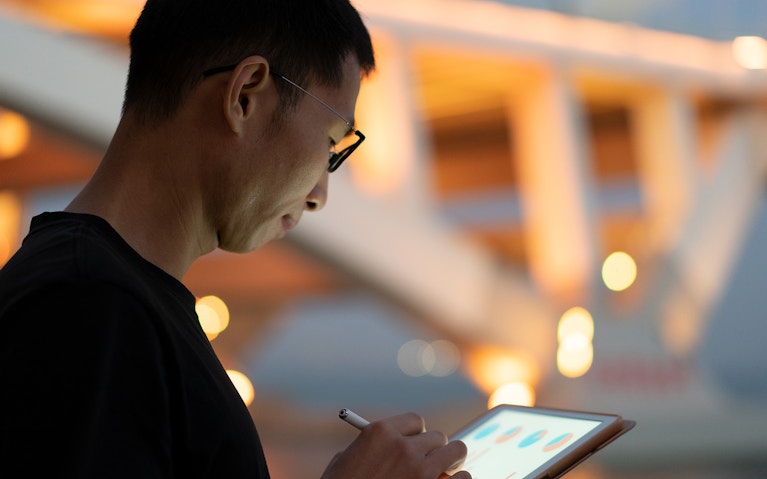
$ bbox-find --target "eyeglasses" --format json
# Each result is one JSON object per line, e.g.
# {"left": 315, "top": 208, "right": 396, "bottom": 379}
{"left": 203, "top": 64, "right": 365, "bottom": 173}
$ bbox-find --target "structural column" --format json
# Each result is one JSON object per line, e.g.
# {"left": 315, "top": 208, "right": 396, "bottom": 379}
{"left": 511, "top": 66, "right": 600, "bottom": 303}
{"left": 630, "top": 86, "right": 697, "bottom": 253}
{"left": 351, "top": 32, "right": 433, "bottom": 215}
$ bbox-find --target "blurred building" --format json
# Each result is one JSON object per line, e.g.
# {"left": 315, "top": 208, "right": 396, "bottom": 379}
{"left": 1, "top": 1, "right": 767, "bottom": 478}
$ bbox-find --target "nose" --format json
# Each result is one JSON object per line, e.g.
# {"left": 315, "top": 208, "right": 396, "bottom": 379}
{"left": 305, "top": 170, "right": 329, "bottom": 211}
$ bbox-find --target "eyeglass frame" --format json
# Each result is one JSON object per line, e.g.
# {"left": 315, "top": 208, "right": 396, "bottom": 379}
{"left": 202, "top": 63, "right": 365, "bottom": 173}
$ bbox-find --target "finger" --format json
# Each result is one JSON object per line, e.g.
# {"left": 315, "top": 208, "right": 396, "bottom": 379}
{"left": 426, "top": 440, "right": 468, "bottom": 473}
{"left": 408, "top": 429, "right": 449, "bottom": 454}
{"left": 380, "top": 412, "right": 426, "bottom": 436}
{"left": 445, "top": 455, "right": 466, "bottom": 476}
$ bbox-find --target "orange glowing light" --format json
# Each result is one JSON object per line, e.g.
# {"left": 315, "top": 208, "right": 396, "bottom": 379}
{"left": 732, "top": 36, "right": 767, "bottom": 70}
{"left": 488, "top": 381, "right": 536, "bottom": 408}
{"left": 0, "top": 110, "right": 31, "bottom": 160}
{"left": 464, "top": 346, "right": 539, "bottom": 394}
{"left": 0, "top": 192, "right": 21, "bottom": 265}
{"left": 0, "top": 233, "right": 10, "bottom": 266}
{"left": 557, "top": 307, "right": 594, "bottom": 343}
{"left": 556, "top": 334, "right": 594, "bottom": 378}
{"left": 557, "top": 307, "right": 595, "bottom": 378}
{"left": 28, "top": 0, "right": 142, "bottom": 40}
{"left": 602, "top": 251, "right": 637, "bottom": 292}
{"left": 195, "top": 295, "right": 230, "bottom": 340}
{"left": 349, "top": 37, "right": 411, "bottom": 196}
{"left": 226, "top": 370, "right": 255, "bottom": 406}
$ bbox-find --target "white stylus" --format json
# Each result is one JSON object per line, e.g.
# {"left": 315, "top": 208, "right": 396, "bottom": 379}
{"left": 339, "top": 408, "right": 370, "bottom": 429}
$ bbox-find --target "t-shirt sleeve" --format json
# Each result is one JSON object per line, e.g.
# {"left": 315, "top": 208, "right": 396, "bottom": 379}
{"left": 0, "top": 279, "right": 174, "bottom": 478}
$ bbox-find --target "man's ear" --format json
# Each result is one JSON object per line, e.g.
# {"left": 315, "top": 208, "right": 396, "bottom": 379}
{"left": 223, "top": 55, "right": 272, "bottom": 134}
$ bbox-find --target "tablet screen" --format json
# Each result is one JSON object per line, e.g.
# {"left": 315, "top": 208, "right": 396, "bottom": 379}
{"left": 452, "top": 406, "right": 620, "bottom": 479}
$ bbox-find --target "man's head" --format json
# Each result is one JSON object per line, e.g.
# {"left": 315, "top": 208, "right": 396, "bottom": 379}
{"left": 114, "top": 0, "right": 376, "bottom": 257}
{"left": 124, "top": 0, "right": 375, "bottom": 126}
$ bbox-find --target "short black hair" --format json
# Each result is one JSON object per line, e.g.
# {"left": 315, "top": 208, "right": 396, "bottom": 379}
{"left": 124, "top": 0, "right": 375, "bottom": 125}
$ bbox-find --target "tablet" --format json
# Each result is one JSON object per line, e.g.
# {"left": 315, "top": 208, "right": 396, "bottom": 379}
{"left": 450, "top": 404, "right": 635, "bottom": 479}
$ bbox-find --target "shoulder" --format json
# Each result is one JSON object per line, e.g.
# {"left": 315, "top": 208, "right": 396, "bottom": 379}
{"left": 1, "top": 212, "right": 195, "bottom": 317}
{"left": 1, "top": 278, "right": 161, "bottom": 346}
{"left": 2, "top": 212, "right": 131, "bottom": 285}
{"left": 4, "top": 212, "right": 142, "bottom": 280}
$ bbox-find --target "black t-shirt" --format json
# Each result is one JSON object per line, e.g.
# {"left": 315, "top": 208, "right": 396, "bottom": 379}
{"left": 0, "top": 212, "right": 270, "bottom": 478}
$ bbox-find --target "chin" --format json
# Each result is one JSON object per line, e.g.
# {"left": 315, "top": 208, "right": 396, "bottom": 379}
{"left": 217, "top": 223, "right": 282, "bottom": 254}
{"left": 217, "top": 236, "right": 265, "bottom": 255}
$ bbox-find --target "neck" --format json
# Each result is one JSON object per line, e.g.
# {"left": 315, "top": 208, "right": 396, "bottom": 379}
{"left": 66, "top": 113, "right": 217, "bottom": 280}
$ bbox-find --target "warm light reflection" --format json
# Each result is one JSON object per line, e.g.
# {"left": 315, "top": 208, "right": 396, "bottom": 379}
{"left": 557, "top": 334, "right": 594, "bottom": 378}
{"left": 557, "top": 307, "right": 594, "bottom": 343}
{"left": 195, "top": 295, "right": 230, "bottom": 340}
{"left": 350, "top": 36, "right": 411, "bottom": 196}
{"left": 226, "top": 369, "right": 255, "bottom": 406}
{"left": 0, "top": 192, "right": 21, "bottom": 265}
{"left": 557, "top": 307, "right": 595, "bottom": 378}
{"left": 732, "top": 36, "right": 767, "bottom": 70}
{"left": 0, "top": 234, "right": 10, "bottom": 266}
{"left": 397, "top": 339, "right": 461, "bottom": 377}
{"left": 22, "top": 0, "right": 142, "bottom": 40}
{"left": 196, "top": 303, "right": 220, "bottom": 340}
{"left": 488, "top": 382, "right": 536, "bottom": 408}
{"left": 464, "top": 346, "right": 539, "bottom": 394}
{"left": 0, "top": 109, "right": 31, "bottom": 160}
{"left": 601, "top": 251, "right": 637, "bottom": 292}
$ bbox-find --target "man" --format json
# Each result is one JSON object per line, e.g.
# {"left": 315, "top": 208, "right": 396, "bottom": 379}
{"left": 0, "top": 0, "right": 470, "bottom": 477}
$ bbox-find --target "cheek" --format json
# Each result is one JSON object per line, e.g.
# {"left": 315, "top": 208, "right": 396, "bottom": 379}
{"left": 261, "top": 118, "right": 329, "bottom": 193}
{"left": 283, "top": 136, "right": 329, "bottom": 184}
{"left": 259, "top": 148, "right": 325, "bottom": 205}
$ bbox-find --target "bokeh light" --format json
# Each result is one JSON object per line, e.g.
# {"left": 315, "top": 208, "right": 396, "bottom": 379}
{"left": 557, "top": 307, "right": 595, "bottom": 378}
{"left": 429, "top": 339, "right": 461, "bottom": 377}
{"left": 226, "top": 369, "right": 255, "bottom": 406}
{"left": 397, "top": 339, "right": 433, "bottom": 377}
{"left": 732, "top": 35, "right": 767, "bottom": 70}
{"left": 195, "top": 295, "right": 230, "bottom": 340}
{"left": 601, "top": 251, "right": 637, "bottom": 292}
{"left": 464, "top": 346, "right": 539, "bottom": 394}
{"left": 397, "top": 339, "right": 461, "bottom": 377}
{"left": 557, "top": 307, "right": 594, "bottom": 343}
{"left": 0, "top": 233, "right": 10, "bottom": 266}
{"left": 0, "top": 192, "right": 21, "bottom": 266}
{"left": 557, "top": 333, "right": 594, "bottom": 378}
{"left": 0, "top": 109, "right": 31, "bottom": 160}
{"left": 488, "top": 381, "right": 536, "bottom": 408}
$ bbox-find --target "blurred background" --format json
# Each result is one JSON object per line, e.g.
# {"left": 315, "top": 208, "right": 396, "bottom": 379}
{"left": 2, "top": 0, "right": 767, "bottom": 477}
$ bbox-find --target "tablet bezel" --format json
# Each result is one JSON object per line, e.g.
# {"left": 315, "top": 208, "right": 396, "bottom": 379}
{"left": 449, "top": 404, "right": 631, "bottom": 479}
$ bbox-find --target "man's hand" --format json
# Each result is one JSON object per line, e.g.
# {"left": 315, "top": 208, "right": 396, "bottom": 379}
{"left": 321, "top": 412, "right": 471, "bottom": 479}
